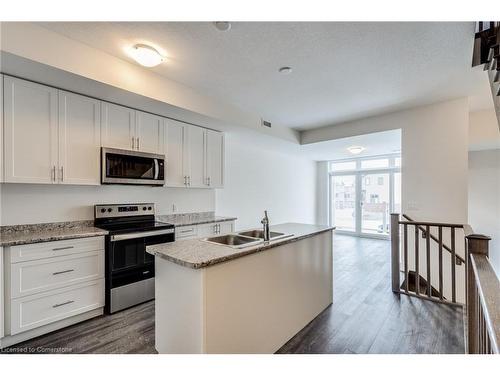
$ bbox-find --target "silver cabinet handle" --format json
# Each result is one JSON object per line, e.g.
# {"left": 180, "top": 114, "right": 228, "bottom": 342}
{"left": 180, "top": 229, "right": 194, "bottom": 234}
{"left": 132, "top": 137, "right": 135, "bottom": 149}
{"left": 183, "top": 176, "right": 187, "bottom": 186}
{"left": 137, "top": 137, "right": 140, "bottom": 150}
{"left": 53, "top": 300, "right": 74, "bottom": 308}
{"left": 60, "top": 166, "right": 64, "bottom": 182}
{"left": 208, "top": 177, "right": 211, "bottom": 186}
{"left": 52, "top": 166, "right": 56, "bottom": 182}
{"left": 188, "top": 176, "right": 191, "bottom": 186}
{"left": 52, "top": 269, "right": 74, "bottom": 276}
{"left": 52, "top": 246, "right": 74, "bottom": 252}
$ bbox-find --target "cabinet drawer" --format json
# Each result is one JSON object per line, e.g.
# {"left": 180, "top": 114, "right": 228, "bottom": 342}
{"left": 175, "top": 225, "right": 198, "bottom": 240}
{"left": 11, "top": 251, "right": 104, "bottom": 298}
{"left": 10, "top": 279, "right": 104, "bottom": 335}
{"left": 10, "top": 237, "right": 104, "bottom": 263}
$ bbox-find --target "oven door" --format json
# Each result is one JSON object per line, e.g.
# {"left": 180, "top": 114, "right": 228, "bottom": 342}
{"left": 109, "top": 228, "right": 174, "bottom": 273}
{"left": 101, "top": 147, "right": 165, "bottom": 186}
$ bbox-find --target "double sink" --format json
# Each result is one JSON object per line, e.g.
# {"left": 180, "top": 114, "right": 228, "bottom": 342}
{"left": 204, "top": 229, "right": 293, "bottom": 249}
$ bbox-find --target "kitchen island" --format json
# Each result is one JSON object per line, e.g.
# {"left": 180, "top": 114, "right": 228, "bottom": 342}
{"left": 147, "top": 223, "right": 334, "bottom": 354}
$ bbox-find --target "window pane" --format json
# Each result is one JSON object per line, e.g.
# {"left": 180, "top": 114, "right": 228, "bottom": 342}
{"left": 361, "top": 158, "right": 389, "bottom": 169}
{"left": 361, "top": 173, "right": 390, "bottom": 235}
{"left": 395, "top": 157, "right": 401, "bottom": 167}
{"left": 331, "top": 175, "right": 356, "bottom": 231}
{"left": 331, "top": 161, "right": 356, "bottom": 172}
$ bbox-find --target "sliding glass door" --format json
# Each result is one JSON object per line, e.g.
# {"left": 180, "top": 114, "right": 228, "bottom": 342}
{"left": 330, "top": 155, "right": 400, "bottom": 238}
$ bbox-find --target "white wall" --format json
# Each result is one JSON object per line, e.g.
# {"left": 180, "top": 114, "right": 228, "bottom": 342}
{"left": 310, "top": 98, "right": 470, "bottom": 224}
{"left": 0, "top": 184, "right": 215, "bottom": 225}
{"left": 469, "top": 109, "right": 500, "bottom": 151}
{"left": 468, "top": 150, "right": 500, "bottom": 279}
{"left": 216, "top": 133, "right": 317, "bottom": 231}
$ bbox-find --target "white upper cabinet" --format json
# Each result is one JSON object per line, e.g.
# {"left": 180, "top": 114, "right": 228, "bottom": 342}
{"left": 0, "top": 74, "right": 3, "bottom": 183}
{"left": 205, "top": 129, "right": 224, "bottom": 188}
{"left": 164, "top": 119, "right": 224, "bottom": 189}
{"left": 58, "top": 91, "right": 101, "bottom": 185}
{"left": 1, "top": 76, "right": 224, "bottom": 188}
{"left": 135, "top": 111, "right": 164, "bottom": 154}
{"left": 165, "top": 119, "right": 186, "bottom": 187}
{"left": 185, "top": 125, "right": 206, "bottom": 188}
{"left": 3, "top": 76, "right": 58, "bottom": 184}
{"left": 101, "top": 102, "right": 136, "bottom": 150}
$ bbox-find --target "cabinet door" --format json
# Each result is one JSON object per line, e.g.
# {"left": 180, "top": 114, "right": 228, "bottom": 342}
{"left": 3, "top": 76, "right": 58, "bottom": 184}
{"left": 205, "top": 130, "right": 224, "bottom": 188}
{"left": 136, "top": 111, "right": 164, "bottom": 154}
{"left": 0, "top": 74, "right": 3, "bottom": 183}
{"left": 0, "top": 246, "right": 3, "bottom": 339}
{"left": 218, "top": 221, "right": 234, "bottom": 235}
{"left": 58, "top": 91, "right": 101, "bottom": 185}
{"left": 185, "top": 126, "right": 206, "bottom": 188}
{"left": 165, "top": 119, "right": 186, "bottom": 187}
{"left": 101, "top": 102, "right": 135, "bottom": 150}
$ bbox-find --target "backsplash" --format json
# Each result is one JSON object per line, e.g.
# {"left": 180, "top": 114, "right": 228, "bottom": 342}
{"left": 0, "top": 183, "right": 215, "bottom": 226}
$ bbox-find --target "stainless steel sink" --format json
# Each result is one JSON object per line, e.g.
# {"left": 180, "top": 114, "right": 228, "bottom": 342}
{"left": 237, "top": 229, "right": 286, "bottom": 240}
{"left": 203, "top": 234, "right": 261, "bottom": 248}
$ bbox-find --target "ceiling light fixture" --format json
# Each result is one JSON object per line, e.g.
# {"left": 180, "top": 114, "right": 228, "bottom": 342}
{"left": 214, "top": 22, "right": 231, "bottom": 31}
{"left": 279, "top": 66, "right": 293, "bottom": 74}
{"left": 347, "top": 146, "right": 365, "bottom": 155}
{"left": 129, "top": 44, "right": 165, "bottom": 67}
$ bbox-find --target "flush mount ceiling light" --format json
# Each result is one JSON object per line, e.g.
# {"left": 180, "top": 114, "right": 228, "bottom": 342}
{"left": 347, "top": 146, "right": 365, "bottom": 155}
{"left": 129, "top": 44, "right": 165, "bottom": 67}
{"left": 279, "top": 66, "right": 293, "bottom": 74}
{"left": 214, "top": 21, "right": 231, "bottom": 31}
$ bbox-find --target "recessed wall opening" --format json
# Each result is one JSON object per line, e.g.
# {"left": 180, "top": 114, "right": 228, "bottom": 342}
{"left": 326, "top": 129, "right": 402, "bottom": 239}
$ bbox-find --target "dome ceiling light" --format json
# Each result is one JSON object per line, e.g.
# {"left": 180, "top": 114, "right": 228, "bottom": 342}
{"left": 129, "top": 44, "right": 165, "bottom": 67}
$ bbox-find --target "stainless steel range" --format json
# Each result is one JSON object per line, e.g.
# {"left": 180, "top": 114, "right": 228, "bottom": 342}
{"left": 94, "top": 203, "right": 174, "bottom": 314}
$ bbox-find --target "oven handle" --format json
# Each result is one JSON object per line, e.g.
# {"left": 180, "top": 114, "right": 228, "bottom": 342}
{"left": 110, "top": 228, "right": 175, "bottom": 242}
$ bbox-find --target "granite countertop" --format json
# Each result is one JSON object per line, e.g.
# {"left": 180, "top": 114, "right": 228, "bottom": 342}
{"left": 147, "top": 223, "right": 334, "bottom": 269}
{"left": 157, "top": 212, "right": 237, "bottom": 227}
{"left": 0, "top": 221, "right": 108, "bottom": 247}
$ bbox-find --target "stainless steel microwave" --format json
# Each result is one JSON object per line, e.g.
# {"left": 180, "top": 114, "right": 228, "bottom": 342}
{"left": 101, "top": 147, "right": 165, "bottom": 186}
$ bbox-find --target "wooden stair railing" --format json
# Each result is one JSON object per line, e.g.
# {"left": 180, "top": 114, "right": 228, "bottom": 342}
{"left": 402, "top": 214, "right": 465, "bottom": 265}
{"left": 472, "top": 21, "right": 500, "bottom": 131}
{"left": 391, "top": 213, "right": 499, "bottom": 354}
{"left": 466, "top": 234, "right": 500, "bottom": 354}
{"left": 391, "top": 213, "right": 465, "bottom": 304}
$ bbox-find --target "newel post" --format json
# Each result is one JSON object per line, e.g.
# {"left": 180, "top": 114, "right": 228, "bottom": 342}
{"left": 390, "top": 213, "right": 401, "bottom": 293}
{"left": 466, "top": 233, "right": 491, "bottom": 354}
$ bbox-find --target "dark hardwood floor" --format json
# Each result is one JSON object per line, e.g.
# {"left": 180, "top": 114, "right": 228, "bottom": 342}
{"left": 277, "top": 235, "right": 465, "bottom": 354}
{"left": 4, "top": 235, "right": 465, "bottom": 354}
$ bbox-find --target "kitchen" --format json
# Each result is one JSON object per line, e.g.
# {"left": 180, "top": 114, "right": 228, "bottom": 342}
{"left": 0, "top": 22, "right": 326, "bottom": 354}
{"left": 1, "top": 6, "right": 497, "bottom": 375}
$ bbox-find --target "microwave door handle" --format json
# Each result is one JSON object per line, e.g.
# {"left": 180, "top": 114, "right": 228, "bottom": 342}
{"left": 154, "top": 159, "right": 159, "bottom": 179}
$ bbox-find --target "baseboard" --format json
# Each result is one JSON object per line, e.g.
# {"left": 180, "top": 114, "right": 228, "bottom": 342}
{"left": 0, "top": 308, "right": 103, "bottom": 349}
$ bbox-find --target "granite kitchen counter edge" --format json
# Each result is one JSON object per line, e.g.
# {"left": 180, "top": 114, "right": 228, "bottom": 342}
{"left": 147, "top": 223, "right": 335, "bottom": 269}
{"left": 0, "top": 220, "right": 108, "bottom": 247}
{"left": 156, "top": 213, "right": 237, "bottom": 227}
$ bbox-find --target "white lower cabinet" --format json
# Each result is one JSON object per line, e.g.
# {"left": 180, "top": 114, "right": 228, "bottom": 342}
{"left": 10, "top": 279, "right": 104, "bottom": 335}
{"left": 1, "top": 247, "right": 4, "bottom": 339}
{"left": 197, "top": 221, "right": 234, "bottom": 237}
{"left": 177, "top": 220, "right": 235, "bottom": 240}
{"left": 1, "top": 237, "right": 105, "bottom": 344}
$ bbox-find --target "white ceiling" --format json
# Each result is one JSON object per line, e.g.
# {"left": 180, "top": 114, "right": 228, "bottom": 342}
{"left": 39, "top": 22, "right": 492, "bottom": 131}
{"left": 301, "top": 129, "right": 401, "bottom": 161}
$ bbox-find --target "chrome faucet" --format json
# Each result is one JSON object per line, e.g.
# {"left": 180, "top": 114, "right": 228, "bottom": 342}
{"left": 261, "top": 210, "right": 270, "bottom": 242}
